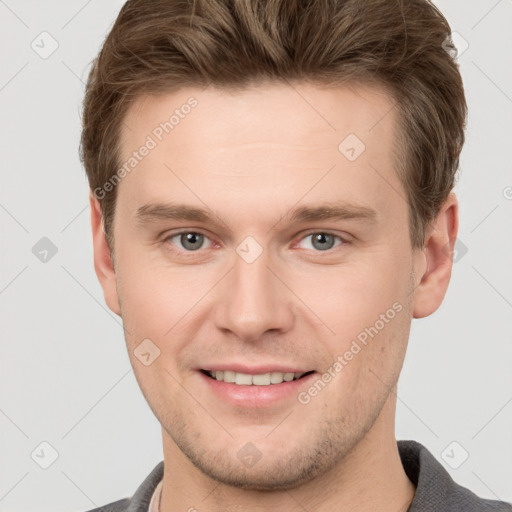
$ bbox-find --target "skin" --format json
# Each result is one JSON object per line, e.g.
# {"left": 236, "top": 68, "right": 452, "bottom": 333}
{"left": 90, "top": 82, "right": 458, "bottom": 511}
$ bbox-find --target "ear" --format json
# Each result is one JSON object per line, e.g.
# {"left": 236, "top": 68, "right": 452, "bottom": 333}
{"left": 89, "top": 192, "right": 121, "bottom": 316}
{"left": 413, "top": 192, "right": 459, "bottom": 318}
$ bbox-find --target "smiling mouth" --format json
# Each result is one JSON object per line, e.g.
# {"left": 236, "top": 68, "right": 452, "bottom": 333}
{"left": 200, "top": 369, "right": 315, "bottom": 385}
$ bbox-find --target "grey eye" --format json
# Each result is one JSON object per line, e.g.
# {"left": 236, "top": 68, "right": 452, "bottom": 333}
{"left": 174, "top": 232, "right": 208, "bottom": 251}
{"left": 299, "top": 233, "right": 343, "bottom": 251}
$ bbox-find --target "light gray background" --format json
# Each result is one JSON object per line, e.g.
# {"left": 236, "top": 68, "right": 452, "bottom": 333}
{"left": 1, "top": 1, "right": 511, "bottom": 511}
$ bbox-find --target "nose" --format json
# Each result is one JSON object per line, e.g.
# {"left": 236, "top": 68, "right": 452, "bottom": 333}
{"left": 213, "top": 246, "right": 295, "bottom": 342}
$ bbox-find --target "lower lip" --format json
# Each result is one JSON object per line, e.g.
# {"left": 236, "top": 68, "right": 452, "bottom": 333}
{"left": 198, "top": 371, "right": 317, "bottom": 408}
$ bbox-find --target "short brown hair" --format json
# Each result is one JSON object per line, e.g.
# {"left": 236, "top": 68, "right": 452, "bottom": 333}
{"left": 80, "top": 0, "right": 467, "bottom": 251}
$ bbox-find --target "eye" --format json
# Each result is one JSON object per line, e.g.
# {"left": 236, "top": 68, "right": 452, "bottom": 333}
{"left": 164, "top": 230, "right": 346, "bottom": 254}
{"left": 297, "top": 232, "right": 345, "bottom": 251}
{"left": 166, "top": 231, "right": 213, "bottom": 251}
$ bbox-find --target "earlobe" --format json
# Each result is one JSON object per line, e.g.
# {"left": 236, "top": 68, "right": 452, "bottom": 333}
{"left": 89, "top": 193, "right": 121, "bottom": 316}
{"left": 412, "top": 192, "right": 459, "bottom": 319}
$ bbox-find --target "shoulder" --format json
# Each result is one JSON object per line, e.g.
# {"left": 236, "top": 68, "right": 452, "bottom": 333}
{"left": 84, "top": 498, "right": 130, "bottom": 512}
{"left": 398, "top": 440, "right": 512, "bottom": 512}
{"left": 81, "top": 461, "right": 164, "bottom": 512}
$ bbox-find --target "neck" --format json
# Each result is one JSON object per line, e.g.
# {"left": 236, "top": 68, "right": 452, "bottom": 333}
{"left": 159, "top": 395, "right": 415, "bottom": 512}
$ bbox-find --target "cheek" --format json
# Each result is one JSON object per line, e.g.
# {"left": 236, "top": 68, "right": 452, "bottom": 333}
{"left": 293, "top": 251, "right": 409, "bottom": 334}
{"left": 314, "top": 300, "right": 412, "bottom": 419}
{"left": 293, "top": 250, "right": 412, "bottom": 384}
{"left": 115, "top": 263, "right": 187, "bottom": 407}
{"left": 114, "top": 253, "right": 215, "bottom": 358}
{"left": 115, "top": 260, "right": 170, "bottom": 345}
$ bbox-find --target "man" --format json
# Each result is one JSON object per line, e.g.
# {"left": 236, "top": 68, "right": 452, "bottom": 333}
{"left": 79, "top": 0, "right": 511, "bottom": 510}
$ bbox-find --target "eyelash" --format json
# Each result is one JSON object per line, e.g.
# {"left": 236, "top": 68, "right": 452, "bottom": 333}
{"left": 163, "top": 230, "right": 349, "bottom": 256}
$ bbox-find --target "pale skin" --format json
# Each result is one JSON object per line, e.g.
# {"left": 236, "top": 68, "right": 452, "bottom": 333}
{"left": 90, "top": 82, "right": 458, "bottom": 511}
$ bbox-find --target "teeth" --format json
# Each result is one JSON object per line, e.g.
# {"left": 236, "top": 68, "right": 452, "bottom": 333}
{"left": 235, "top": 372, "right": 253, "bottom": 385}
{"left": 223, "top": 370, "right": 235, "bottom": 383}
{"left": 270, "top": 372, "right": 284, "bottom": 384}
{"left": 252, "top": 373, "right": 271, "bottom": 385}
{"left": 207, "top": 370, "right": 306, "bottom": 385}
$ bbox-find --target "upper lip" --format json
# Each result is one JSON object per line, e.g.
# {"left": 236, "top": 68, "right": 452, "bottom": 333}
{"left": 198, "top": 364, "right": 313, "bottom": 374}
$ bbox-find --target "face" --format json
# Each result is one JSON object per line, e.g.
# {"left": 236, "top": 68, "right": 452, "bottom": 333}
{"left": 95, "top": 82, "right": 431, "bottom": 490}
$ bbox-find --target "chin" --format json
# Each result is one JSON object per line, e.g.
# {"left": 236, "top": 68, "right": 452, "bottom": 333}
{"left": 175, "top": 431, "right": 348, "bottom": 491}
{"left": 190, "top": 456, "right": 327, "bottom": 491}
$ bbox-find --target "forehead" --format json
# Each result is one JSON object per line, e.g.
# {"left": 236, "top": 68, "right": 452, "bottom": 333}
{"left": 116, "top": 82, "right": 404, "bottom": 232}
{"left": 122, "top": 81, "right": 396, "bottom": 153}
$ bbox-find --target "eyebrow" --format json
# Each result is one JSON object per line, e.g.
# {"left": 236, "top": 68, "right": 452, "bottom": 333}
{"left": 135, "top": 201, "right": 378, "bottom": 227}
